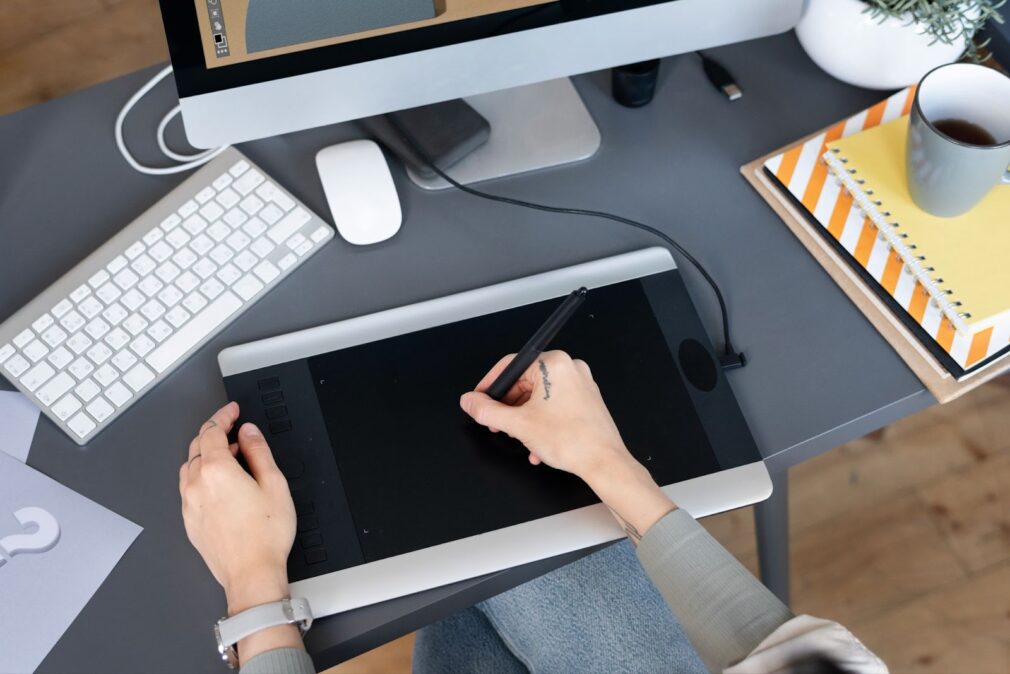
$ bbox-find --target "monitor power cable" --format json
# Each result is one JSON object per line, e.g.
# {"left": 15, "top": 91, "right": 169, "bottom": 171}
{"left": 115, "top": 65, "right": 228, "bottom": 176}
{"left": 385, "top": 118, "right": 747, "bottom": 370}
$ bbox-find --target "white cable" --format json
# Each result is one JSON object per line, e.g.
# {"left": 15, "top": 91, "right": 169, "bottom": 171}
{"left": 115, "top": 65, "right": 228, "bottom": 175}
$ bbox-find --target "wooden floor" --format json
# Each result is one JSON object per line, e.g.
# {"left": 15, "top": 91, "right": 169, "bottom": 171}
{"left": 5, "top": 3, "right": 1009, "bottom": 672}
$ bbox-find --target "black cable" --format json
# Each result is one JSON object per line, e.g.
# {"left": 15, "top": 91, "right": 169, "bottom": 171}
{"left": 385, "top": 118, "right": 746, "bottom": 369}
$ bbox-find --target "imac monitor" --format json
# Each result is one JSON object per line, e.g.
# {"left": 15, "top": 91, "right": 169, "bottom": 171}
{"left": 161, "top": 0, "right": 803, "bottom": 151}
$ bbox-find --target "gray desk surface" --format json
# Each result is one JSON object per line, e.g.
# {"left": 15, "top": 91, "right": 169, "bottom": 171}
{"left": 1, "top": 32, "right": 933, "bottom": 673}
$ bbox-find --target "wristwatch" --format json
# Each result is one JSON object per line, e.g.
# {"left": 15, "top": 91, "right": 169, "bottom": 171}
{"left": 214, "top": 597, "right": 313, "bottom": 669}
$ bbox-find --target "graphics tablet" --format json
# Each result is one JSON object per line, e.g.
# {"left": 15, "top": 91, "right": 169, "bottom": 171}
{"left": 218, "top": 247, "right": 770, "bottom": 617}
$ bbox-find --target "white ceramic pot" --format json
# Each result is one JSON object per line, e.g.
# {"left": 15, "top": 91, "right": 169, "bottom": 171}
{"left": 796, "top": 0, "right": 970, "bottom": 89}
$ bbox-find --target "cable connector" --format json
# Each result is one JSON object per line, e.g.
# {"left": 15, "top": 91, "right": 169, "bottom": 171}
{"left": 697, "top": 52, "right": 742, "bottom": 101}
{"left": 719, "top": 350, "right": 747, "bottom": 370}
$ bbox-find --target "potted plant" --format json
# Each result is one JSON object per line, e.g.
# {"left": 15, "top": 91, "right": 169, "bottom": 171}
{"left": 796, "top": 0, "right": 1005, "bottom": 89}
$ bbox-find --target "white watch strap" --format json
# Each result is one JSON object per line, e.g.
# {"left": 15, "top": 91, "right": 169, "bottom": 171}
{"left": 218, "top": 597, "right": 313, "bottom": 648}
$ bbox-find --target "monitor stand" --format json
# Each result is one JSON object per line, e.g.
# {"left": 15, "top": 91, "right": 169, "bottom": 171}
{"left": 405, "top": 78, "right": 601, "bottom": 190}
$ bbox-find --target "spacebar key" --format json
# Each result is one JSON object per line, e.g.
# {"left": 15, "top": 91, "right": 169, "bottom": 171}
{"left": 146, "top": 292, "right": 243, "bottom": 373}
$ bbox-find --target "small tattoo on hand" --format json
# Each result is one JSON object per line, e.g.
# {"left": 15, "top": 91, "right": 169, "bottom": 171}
{"left": 539, "top": 359, "right": 552, "bottom": 400}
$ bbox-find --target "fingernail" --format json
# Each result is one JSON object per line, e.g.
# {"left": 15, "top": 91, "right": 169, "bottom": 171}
{"left": 459, "top": 393, "right": 471, "bottom": 414}
{"left": 240, "top": 423, "right": 261, "bottom": 437}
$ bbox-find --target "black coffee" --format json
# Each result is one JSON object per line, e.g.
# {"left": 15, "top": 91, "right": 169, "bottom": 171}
{"left": 934, "top": 118, "right": 998, "bottom": 146}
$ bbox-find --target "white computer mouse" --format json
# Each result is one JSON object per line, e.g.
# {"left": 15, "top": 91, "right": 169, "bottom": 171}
{"left": 316, "top": 140, "right": 402, "bottom": 245}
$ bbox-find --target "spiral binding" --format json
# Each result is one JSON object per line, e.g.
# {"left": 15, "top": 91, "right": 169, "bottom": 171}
{"left": 822, "top": 148, "right": 971, "bottom": 334}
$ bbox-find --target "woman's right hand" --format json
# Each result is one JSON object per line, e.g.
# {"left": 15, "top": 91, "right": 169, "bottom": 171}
{"left": 460, "top": 350, "right": 677, "bottom": 543}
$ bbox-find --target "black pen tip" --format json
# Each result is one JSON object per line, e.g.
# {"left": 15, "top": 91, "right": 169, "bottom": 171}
{"left": 576, "top": 287, "right": 588, "bottom": 296}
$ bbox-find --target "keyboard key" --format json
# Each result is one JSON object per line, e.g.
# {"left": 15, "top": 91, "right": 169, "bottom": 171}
{"left": 226, "top": 230, "right": 251, "bottom": 252}
{"left": 52, "top": 394, "right": 82, "bottom": 421}
{"left": 210, "top": 244, "right": 233, "bottom": 265}
{"left": 131, "top": 254, "right": 156, "bottom": 276}
{"left": 86, "top": 397, "right": 115, "bottom": 423}
{"left": 278, "top": 253, "right": 297, "bottom": 270}
{"left": 212, "top": 173, "right": 233, "bottom": 191}
{"left": 86, "top": 342, "right": 112, "bottom": 365}
{"left": 123, "top": 314, "right": 149, "bottom": 336}
{"left": 183, "top": 214, "right": 208, "bottom": 235}
{"left": 158, "top": 285, "right": 184, "bottom": 307}
{"left": 250, "top": 238, "right": 274, "bottom": 257}
{"left": 48, "top": 346, "right": 73, "bottom": 369}
{"left": 97, "top": 282, "right": 122, "bottom": 304}
{"left": 94, "top": 364, "right": 119, "bottom": 387}
{"left": 229, "top": 160, "right": 250, "bottom": 177}
{"left": 123, "top": 363, "right": 155, "bottom": 392}
{"left": 70, "top": 284, "right": 91, "bottom": 303}
{"left": 41, "top": 325, "right": 67, "bottom": 347}
{"left": 105, "top": 327, "right": 131, "bottom": 350}
{"left": 175, "top": 271, "right": 201, "bottom": 293}
{"left": 286, "top": 233, "right": 307, "bottom": 250}
{"left": 125, "top": 241, "right": 145, "bottom": 260}
{"left": 147, "top": 293, "right": 242, "bottom": 374}
{"left": 102, "top": 303, "right": 128, "bottom": 326}
{"left": 51, "top": 299, "right": 73, "bottom": 318}
{"left": 160, "top": 214, "right": 182, "bottom": 232}
{"left": 217, "top": 264, "right": 241, "bottom": 285}
{"left": 60, "top": 310, "right": 86, "bottom": 332}
{"left": 217, "top": 187, "right": 240, "bottom": 209}
{"left": 79, "top": 296, "right": 104, "bottom": 318}
{"left": 255, "top": 181, "right": 279, "bottom": 201}
{"left": 148, "top": 320, "right": 173, "bottom": 343}
{"left": 149, "top": 240, "right": 174, "bottom": 262}
{"left": 22, "top": 362, "right": 56, "bottom": 392}
{"left": 243, "top": 217, "right": 268, "bottom": 238}
{"left": 268, "top": 208, "right": 310, "bottom": 244}
{"left": 259, "top": 204, "right": 283, "bottom": 225}
{"left": 113, "top": 269, "right": 140, "bottom": 290}
{"left": 190, "top": 234, "right": 214, "bottom": 256}
{"left": 121, "top": 289, "right": 146, "bottom": 311}
{"left": 166, "top": 228, "right": 191, "bottom": 249}
{"left": 182, "top": 292, "right": 208, "bottom": 313}
{"left": 195, "top": 186, "right": 216, "bottom": 204}
{"left": 223, "top": 209, "right": 248, "bottom": 228}
{"left": 68, "top": 357, "right": 94, "bottom": 379}
{"left": 106, "top": 382, "right": 133, "bottom": 407}
{"left": 199, "top": 201, "right": 224, "bottom": 223}
{"left": 107, "top": 255, "right": 129, "bottom": 274}
{"left": 138, "top": 276, "right": 164, "bottom": 297}
{"left": 208, "top": 221, "right": 231, "bottom": 241}
{"left": 112, "top": 350, "right": 138, "bottom": 372}
{"left": 193, "top": 258, "right": 217, "bottom": 279}
{"left": 179, "top": 199, "right": 199, "bottom": 218}
{"left": 4, "top": 354, "right": 30, "bottom": 378}
{"left": 32, "top": 314, "right": 55, "bottom": 333}
{"left": 200, "top": 278, "right": 225, "bottom": 299}
{"left": 67, "top": 412, "right": 97, "bottom": 439}
{"left": 88, "top": 270, "right": 110, "bottom": 289}
{"left": 85, "top": 318, "right": 111, "bottom": 340}
{"left": 311, "top": 226, "right": 330, "bottom": 243}
{"left": 142, "top": 228, "right": 164, "bottom": 246}
{"left": 253, "top": 261, "right": 279, "bottom": 284}
{"left": 67, "top": 333, "right": 92, "bottom": 355}
{"left": 157, "top": 261, "right": 183, "bottom": 283}
{"left": 165, "top": 306, "right": 190, "bottom": 328}
{"left": 130, "top": 335, "right": 156, "bottom": 358}
{"left": 23, "top": 340, "right": 49, "bottom": 363}
{"left": 233, "top": 169, "right": 264, "bottom": 195}
{"left": 240, "top": 195, "right": 264, "bottom": 216}
{"left": 234, "top": 250, "right": 258, "bottom": 272}
{"left": 172, "top": 249, "right": 198, "bottom": 270}
{"left": 269, "top": 190, "right": 296, "bottom": 212}
{"left": 75, "top": 378, "right": 100, "bottom": 402}
{"left": 14, "top": 329, "right": 34, "bottom": 347}
{"left": 141, "top": 300, "right": 166, "bottom": 321}
{"left": 0, "top": 343, "right": 14, "bottom": 364}
{"left": 37, "top": 372, "right": 74, "bottom": 406}
{"left": 234, "top": 275, "right": 264, "bottom": 301}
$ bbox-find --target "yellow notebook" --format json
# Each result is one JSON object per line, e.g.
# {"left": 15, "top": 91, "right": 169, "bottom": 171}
{"left": 823, "top": 117, "right": 1010, "bottom": 337}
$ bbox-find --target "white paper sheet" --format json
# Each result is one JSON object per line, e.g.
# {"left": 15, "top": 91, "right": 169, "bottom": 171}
{"left": 0, "top": 452, "right": 142, "bottom": 673}
{"left": 0, "top": 390, "right": 39, "bottom": 462}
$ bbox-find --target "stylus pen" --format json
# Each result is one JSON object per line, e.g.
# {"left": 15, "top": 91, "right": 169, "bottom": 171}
{"left": 485, "top": 287, "right": 588, "bottom": 401}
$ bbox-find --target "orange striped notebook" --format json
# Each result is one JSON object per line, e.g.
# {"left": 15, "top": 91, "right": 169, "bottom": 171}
{"left": 761, "top": 87, "right": 1009, "bottom": 377}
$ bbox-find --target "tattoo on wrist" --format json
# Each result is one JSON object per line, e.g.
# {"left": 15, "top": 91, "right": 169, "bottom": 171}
{"left": 539, "top": 359, "right": 552, "bottom": 400}
{"left": 606, "top": 507, "right": 643, "bottom": 545}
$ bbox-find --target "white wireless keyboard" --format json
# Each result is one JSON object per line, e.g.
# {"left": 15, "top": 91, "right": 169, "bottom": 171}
{"left": 0, "top": 148, "right": 333, "bottom": 445}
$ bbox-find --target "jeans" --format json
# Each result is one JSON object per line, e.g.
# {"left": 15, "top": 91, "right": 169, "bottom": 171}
{"left": 413, "top": 540, "right": 707, "bottom": 674}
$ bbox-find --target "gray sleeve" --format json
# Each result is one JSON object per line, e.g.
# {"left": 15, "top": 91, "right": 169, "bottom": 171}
{"left": 636, "top": 508, "right": 794, "bottom": 672}
{"left": 240, "top": 648, "right": 316, "bottom": 674}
